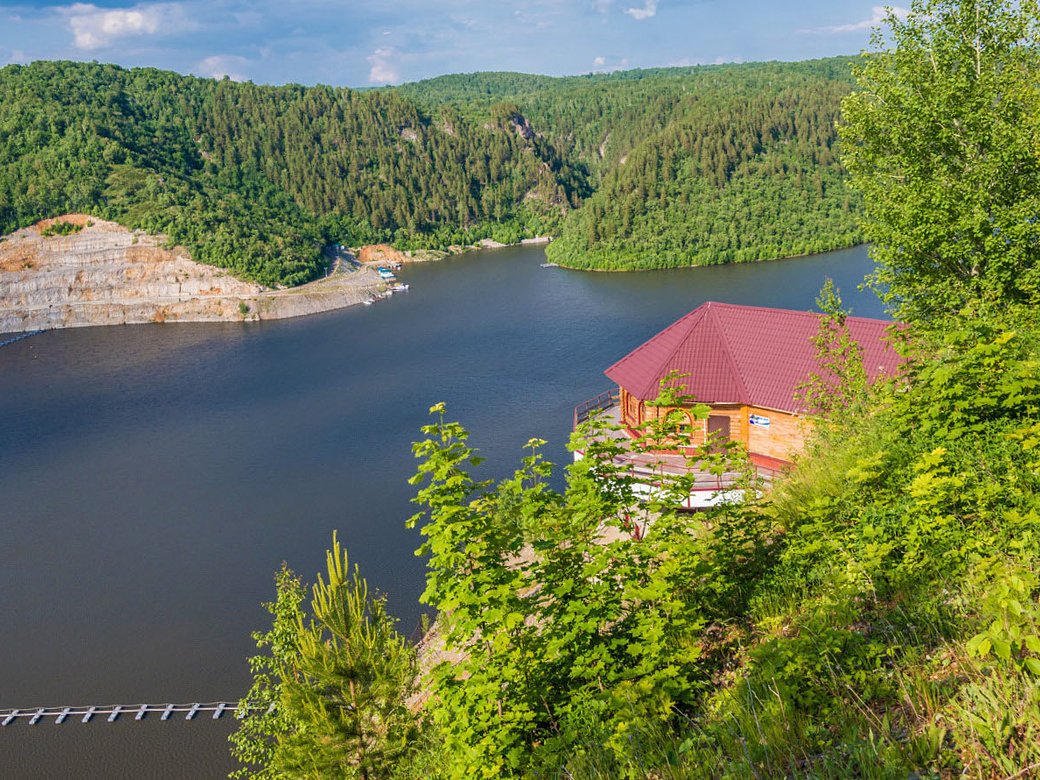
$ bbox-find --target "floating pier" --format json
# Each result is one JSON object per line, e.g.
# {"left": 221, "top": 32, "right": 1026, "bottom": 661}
{"left": 0, "top": 702, "right": 242, "bottom": 726}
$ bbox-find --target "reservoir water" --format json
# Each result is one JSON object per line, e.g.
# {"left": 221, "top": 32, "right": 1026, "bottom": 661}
{"left": 0, "top": 243, "right": 883, "bottom": 777}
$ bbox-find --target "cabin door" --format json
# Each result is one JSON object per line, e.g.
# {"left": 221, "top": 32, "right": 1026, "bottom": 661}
{"left": 707, "top": 415, "right": 731, "bottom": 445}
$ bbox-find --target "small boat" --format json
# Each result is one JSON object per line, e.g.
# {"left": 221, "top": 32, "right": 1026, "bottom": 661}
{"left": 540, "top": 262, "right": 558, "bottom": 268}
{"left": 390, "top": 283, "right": 409, "bottom": 292}
{"left": 362, "top": 298, "right": 374, "bottom": 305}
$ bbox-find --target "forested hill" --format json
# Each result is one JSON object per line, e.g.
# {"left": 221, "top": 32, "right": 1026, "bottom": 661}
{"left": 1, "top": 58, "right": 860, "bottom": 285}
{"left": 0, "top": 61, "right": 581, "bottom": 286}
{"left": 398, "top": 58, "right": 863, "bottom": 270}
{"left": 396, "top": 58, "right": 855, "bottom": 177}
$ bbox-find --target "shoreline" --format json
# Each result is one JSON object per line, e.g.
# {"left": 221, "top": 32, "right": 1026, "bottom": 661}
{"left": 0, "top": 219, "right": 556, "bottom": 335}
{"left": 0, "top": 217, "right": 391, "bottom": 335}
{"left": 550, "top": 240, "right": 868, "bottom": 272}
{"left": 0, "top": 263, "right": 392, "bottom": 334}
{"left": 2, "top": 217, "right": 863, "bottom": 335}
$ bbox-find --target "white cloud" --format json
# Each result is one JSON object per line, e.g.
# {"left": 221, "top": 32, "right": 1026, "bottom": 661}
{"left": 194, "top": 54, "right": 249, "bottom": 81}
{"left": 2, "top": 48, "right": 30, "bottom": 65}
{"left": 58, "top": 2, "right": 191, "bottom": 50}
{"left": 367, "top": 47, "right": 399, "bottom": 84}
{"left": 591, "top": 54, "right": 629, "bottom": 72}
{"left": 806, "top": 5, "right": 909, "bottom": 35}
{"left": 624, "top": 0, "right": 657, "bottom": 20}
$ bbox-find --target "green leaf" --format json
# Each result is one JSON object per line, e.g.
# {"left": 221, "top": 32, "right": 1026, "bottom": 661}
{"left": 967, "top": 634, "right": 992, "bottom": 658}
{"left": 992, "top": 638, "right": 1013, "bottom": 662}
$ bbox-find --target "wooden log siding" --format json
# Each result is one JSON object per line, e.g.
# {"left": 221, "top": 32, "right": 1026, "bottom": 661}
{"left": 746, "top": 406, "right": 811, "bottom": 462}
{"left": 618, "top": 388, "right": 806, "bottom": 462}
{"left": 621, "top": 387, "right": 642, "bottom": 428}
{"left": 620, "top": 389, "right": 732, "bottom": 451}
{"left": 704, "top": 405, "right": 747, "bottom": 448}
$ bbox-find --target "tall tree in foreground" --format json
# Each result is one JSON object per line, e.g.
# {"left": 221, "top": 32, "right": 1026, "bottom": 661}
{"left": 230, "top": 536, "right": 417, "bottom": 779}
{"left": 840, "top": 0, "right": 1040, "bottom": 325}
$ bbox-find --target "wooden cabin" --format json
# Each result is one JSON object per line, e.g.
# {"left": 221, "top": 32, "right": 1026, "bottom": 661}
{"left": 599, "top": 301, "right": 903, "bottom": 468}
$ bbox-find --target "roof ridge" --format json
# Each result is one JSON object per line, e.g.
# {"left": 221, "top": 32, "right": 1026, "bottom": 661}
{"left": 715, "top": 300, "right": 895, "bottom": 327}
{"left": 704, "top": 304, "right": 752, "bottom": 405}
{"left": 638, "top": 305, "right": 709, "bottom": 399}
{"left": 603, "top": 306, "right": 707, "bottom": 392}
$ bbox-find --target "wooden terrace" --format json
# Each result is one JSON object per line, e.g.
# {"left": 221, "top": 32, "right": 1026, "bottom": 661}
{"left": 572, "top": 392, "right": 784, "bottom": 510}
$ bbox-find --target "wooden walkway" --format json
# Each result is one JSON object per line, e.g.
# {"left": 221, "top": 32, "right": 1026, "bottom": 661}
{"left": 0, "top": 702, "right": 260, "bottom": 726}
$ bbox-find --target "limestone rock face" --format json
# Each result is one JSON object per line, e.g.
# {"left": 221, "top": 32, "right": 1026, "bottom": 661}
{"left": 0, "top": 216, "right": 384, "bottom": 333}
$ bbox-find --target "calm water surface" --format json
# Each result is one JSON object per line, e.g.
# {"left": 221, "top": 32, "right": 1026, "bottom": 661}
{"left": 0, "top": 244, "right": 883, "bottom": 777}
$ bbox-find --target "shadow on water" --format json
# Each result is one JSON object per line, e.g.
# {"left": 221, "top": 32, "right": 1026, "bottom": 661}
{"left": 0, "top": 243, "right": 881, "bottom": 777}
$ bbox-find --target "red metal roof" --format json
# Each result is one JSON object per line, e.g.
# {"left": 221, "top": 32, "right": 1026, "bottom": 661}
{"left": 604, "top": 302, "right": 903, "bottom": 412}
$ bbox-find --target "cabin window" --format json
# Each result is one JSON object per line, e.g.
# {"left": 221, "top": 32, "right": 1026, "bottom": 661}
{"left": 680, "top": 410, "right": 698, "bottom": 434}
{"left": 707, "top": 415, "right": 731, "bottom": 442}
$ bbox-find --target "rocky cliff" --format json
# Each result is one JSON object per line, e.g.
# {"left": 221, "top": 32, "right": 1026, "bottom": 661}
{"left": 0, "top": 216, "right": 384, "bottom": 333}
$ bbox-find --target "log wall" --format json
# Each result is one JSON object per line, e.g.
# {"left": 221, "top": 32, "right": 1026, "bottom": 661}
{"left": 615, "top": 386, "right": 811, "bottom": 462}
{"left": 746, "top": 406, "right": 810, "bottom": 461}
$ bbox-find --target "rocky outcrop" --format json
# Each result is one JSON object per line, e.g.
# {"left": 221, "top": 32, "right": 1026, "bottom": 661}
{"left": 0, "top": 216, "right": 385, "bottom": 333}
{"left": 508, "top": 112, "right": 535, "bottom": 140}
{"left": 355, "top": 243, "right": 411, "bottom": 265}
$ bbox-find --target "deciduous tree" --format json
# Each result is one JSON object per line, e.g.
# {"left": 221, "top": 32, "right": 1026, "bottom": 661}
{"left": 840, "top": 0, "right": 1040, "bottom": 324}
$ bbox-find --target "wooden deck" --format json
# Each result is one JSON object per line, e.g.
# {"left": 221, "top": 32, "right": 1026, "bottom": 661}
{"left": 573, "top": 399, "right": 785, "bottom": 509}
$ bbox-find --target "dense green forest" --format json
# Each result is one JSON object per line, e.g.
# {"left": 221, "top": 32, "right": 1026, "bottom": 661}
{"left": 400, "top": 59, "right": 863, "bottom": 269}
{"left": 229, "top": 1, "right": 1040, "bottom": 777}
{"left": 0, "top": 57, "right": 860, "bottom": 285}
{"left": 0, "top": 61, "right": 580, "bottom": 286}
{"left": 397, "top": 58, "right": 853, "bottom": 179}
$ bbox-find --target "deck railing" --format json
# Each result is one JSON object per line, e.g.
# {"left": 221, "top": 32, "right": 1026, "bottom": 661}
{"left": 573, "top": 388, "right": 620, "bottom": 428}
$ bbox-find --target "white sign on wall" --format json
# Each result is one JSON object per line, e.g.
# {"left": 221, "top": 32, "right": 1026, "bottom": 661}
{"left": 749, "top": 414, "right": 771, "bottom": 428}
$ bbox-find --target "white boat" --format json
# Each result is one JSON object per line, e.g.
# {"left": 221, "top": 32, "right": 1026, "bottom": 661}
{"left": 390, "top": 283, "right": 409, "bottom": 292}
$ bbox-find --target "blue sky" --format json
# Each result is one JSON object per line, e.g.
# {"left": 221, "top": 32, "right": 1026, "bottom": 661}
{"left": 0, "top": 1, "right": 905, "bottom": 87}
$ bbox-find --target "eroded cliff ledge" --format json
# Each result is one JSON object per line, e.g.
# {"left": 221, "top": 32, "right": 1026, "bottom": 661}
{"left": 0, "top": 216, "right": 384, "bottom": 333}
